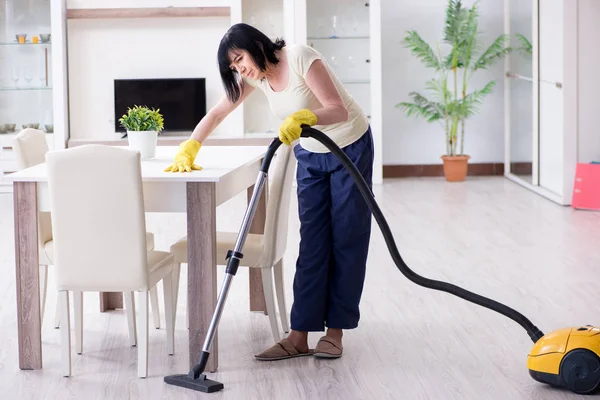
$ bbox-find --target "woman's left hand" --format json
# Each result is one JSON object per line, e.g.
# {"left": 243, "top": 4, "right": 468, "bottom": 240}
{"left": 279, "top": 109, "right": 318, "bottom": 145}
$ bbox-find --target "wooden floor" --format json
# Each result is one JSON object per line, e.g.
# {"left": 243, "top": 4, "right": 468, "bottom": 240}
{"left": 1, "top": 176, "right": 599, "bottom": 400}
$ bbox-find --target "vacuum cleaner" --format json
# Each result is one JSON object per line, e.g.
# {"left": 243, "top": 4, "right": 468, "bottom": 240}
{"left": 164, "top": 126, "right": 600, "bottom": 395}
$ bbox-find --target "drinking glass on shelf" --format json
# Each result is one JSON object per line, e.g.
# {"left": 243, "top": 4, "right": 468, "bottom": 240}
{"left": 331, "top": 15, "right": 338, "bottom": 38}
{"left": 23, "top": 66, "right": 33, "bottom": 87}
{"left": 11, "top": 66, "right": 20, "bottom": 87}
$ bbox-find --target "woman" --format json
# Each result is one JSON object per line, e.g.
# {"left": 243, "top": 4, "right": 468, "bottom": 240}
{"left": 165, "top": 23, "right": 374, "bottom": 360}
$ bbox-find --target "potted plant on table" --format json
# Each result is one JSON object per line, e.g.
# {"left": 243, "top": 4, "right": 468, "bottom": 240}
{"left": 396, "top": 0, "right": 511, "bottom": 182}
{"left": 118, "top": 105, "right": 164, "bottom": 160}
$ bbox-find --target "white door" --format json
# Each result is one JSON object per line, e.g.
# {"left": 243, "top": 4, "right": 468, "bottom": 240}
{"left": 538, "top": 82, "right": 564, "bottom": 195}
{"left": 537, "top": 0, "right": 564, "bottom": 197}
{"left": 538, "top": 0, "right": 563, "bottom": 84}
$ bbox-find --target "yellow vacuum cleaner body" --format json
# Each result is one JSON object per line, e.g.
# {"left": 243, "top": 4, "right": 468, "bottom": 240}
{"left": 527, "top": 325, "right": 600, "bottom": 394}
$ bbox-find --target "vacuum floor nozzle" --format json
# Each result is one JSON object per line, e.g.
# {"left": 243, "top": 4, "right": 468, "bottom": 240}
{"left": 163, "top": 373, "right": 224, "bottom": 393}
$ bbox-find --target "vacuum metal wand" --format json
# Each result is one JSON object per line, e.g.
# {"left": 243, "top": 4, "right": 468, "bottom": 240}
{"left": 164, "top": 138, "right": 281, "bottom": 393}
{"left": 191, "top": 171, "right": 268, "bottom": 378}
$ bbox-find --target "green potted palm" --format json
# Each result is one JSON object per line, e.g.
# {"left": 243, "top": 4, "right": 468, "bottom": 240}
{"left": 516, "top": 33, "right": 532, "bottom": 56}
{"left": 396, "top": 0, "right": 511, "bottom": 181}
{"left": 119, "top": 105, "right": 164, "bottom": 160}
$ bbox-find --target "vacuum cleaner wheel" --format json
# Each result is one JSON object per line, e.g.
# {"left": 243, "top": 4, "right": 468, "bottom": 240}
{"left": 560, "top": 349, "right": 600, "bottom": 395}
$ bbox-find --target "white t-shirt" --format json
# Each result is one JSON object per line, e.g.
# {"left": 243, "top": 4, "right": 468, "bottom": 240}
{"left": 243, "top": 44, "right": 369, "bottom": 153}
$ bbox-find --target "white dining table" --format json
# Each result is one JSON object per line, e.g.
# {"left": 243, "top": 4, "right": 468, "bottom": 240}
{"left": 7, "top": 144, "right": 271, "bottom": 374}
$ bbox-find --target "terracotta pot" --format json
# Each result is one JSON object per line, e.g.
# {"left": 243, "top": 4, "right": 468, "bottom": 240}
{"left": 441, "top": 155, "right": 470, "bottom": 182}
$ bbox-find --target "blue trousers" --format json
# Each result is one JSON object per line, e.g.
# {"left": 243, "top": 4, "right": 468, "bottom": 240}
{"left": 290, "top": 126, "right": 374, "bottom": 331}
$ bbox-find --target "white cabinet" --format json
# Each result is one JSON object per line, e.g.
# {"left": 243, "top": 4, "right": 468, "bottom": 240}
{"left": 504, "top": 0, "right": 579, "bottom": 205}
{"left": 538, "top": 0, "right": 563, "bottom": 84}
{"left": 288, "top": 0, "right": 383, "bottom": 183}
{"left": 0, "top": 0, "right": 63, "bottom": 191}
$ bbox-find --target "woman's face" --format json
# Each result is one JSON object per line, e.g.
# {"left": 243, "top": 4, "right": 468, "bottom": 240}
{"left": 229, "top": 49, "right": 260, "bottom": 80}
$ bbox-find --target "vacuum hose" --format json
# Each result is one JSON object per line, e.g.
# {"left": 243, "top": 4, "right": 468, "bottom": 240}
{"left": 276, "top": 126, "right": 545, "bottom": 343}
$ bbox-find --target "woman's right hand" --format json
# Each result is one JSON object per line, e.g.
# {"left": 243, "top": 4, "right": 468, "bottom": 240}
{"left": 164, "top": 139, "right": 203, "bottom": 172}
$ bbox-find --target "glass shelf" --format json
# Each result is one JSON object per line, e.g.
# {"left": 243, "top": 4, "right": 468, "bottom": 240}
{"left": 0, "top": 42, "right": 52, "bottom": 47}
{"left": 0, "top": 87, "right": 52, "bottom": 91}
{"left": 308, "top": 36, "right": 369, "bottom": 40}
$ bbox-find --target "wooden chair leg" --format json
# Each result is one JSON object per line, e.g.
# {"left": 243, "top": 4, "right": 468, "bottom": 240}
{"left": 59, "top": 290, "right": 71, "bottom": 377}
{"left": 137, "top": 291, "right": 149, "bottom": 378}
{"left": 261, "top": 268, "right": 280, "bottom": 342}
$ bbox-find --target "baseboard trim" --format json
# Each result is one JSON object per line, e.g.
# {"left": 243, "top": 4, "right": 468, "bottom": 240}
{"left": 383, "top": 162, "right": 532, "bottom": 178}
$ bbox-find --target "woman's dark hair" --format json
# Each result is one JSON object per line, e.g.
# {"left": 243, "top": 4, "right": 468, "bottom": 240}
{"left": 217, "top": 23, "right": 285, "bottom": 103}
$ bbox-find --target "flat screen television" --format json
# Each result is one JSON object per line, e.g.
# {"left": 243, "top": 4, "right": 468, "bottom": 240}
{"left": 114, "top": 78, "right": 206, "bottom": 133}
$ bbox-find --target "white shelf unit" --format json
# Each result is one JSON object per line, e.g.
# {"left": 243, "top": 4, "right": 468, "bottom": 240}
{"left": 0, "top": 0, "right": 61, "bottom": 191}
{"left": 292, "top": 0, "right": 383, "bottom": 184}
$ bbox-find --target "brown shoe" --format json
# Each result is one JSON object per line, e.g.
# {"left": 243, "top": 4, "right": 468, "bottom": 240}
{"left": 254, "top": 338, "right": 314, "bottom": 361}
{"left": 314, "top": 336, "right": 343, "bottom": 359}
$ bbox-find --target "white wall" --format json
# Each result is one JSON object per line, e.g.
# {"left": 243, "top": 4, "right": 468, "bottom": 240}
{"left": 577, "top": 0, "right": 600, "bottom": 164}
{"left": 66, "top": 0, "right": 238, "bottom": 139}
{"left": 67, "top": 16, "right": 235, "bottom": 139}
{"left": 381, "top": 0, "right": 508, "bottom": 165}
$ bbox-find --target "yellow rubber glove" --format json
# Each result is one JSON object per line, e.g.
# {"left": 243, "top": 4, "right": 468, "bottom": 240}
{"left": 279, "top": 109, "right": 318, "bottom": 146}
{"left": 164, "top": 139, "right": 203, "bottom": 172}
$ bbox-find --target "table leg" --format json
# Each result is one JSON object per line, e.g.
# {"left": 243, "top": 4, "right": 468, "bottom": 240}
{"left": 248, "top": 182, "right": 267, "bottom": 314}
{"left": 99, "top": 293, "right": 123, "bottom": 311}
{"left": 187, "top": 182, "right": 218, "bottom": 372}
{"left": 14, "top": 182, "right": 42, "bottom": 369}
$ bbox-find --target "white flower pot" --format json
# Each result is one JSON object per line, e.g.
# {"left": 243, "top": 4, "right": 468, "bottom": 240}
{"left": 127, "top": 130, "right": 158, "bottom": 160}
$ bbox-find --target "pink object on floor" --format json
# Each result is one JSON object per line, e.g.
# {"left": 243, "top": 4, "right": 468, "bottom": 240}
{"left": 571, "top": 163, "right": 600, "bottom": 210}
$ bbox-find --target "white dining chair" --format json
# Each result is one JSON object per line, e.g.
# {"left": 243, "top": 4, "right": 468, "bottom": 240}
{"left": 12, "top": 128, "right": 161, "bottom": 330}
{"left": 46, "top": 144, "right": 178, "bottom": 378}
{"left": 168, "top": 143, "right": 296, "bottom": 341}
